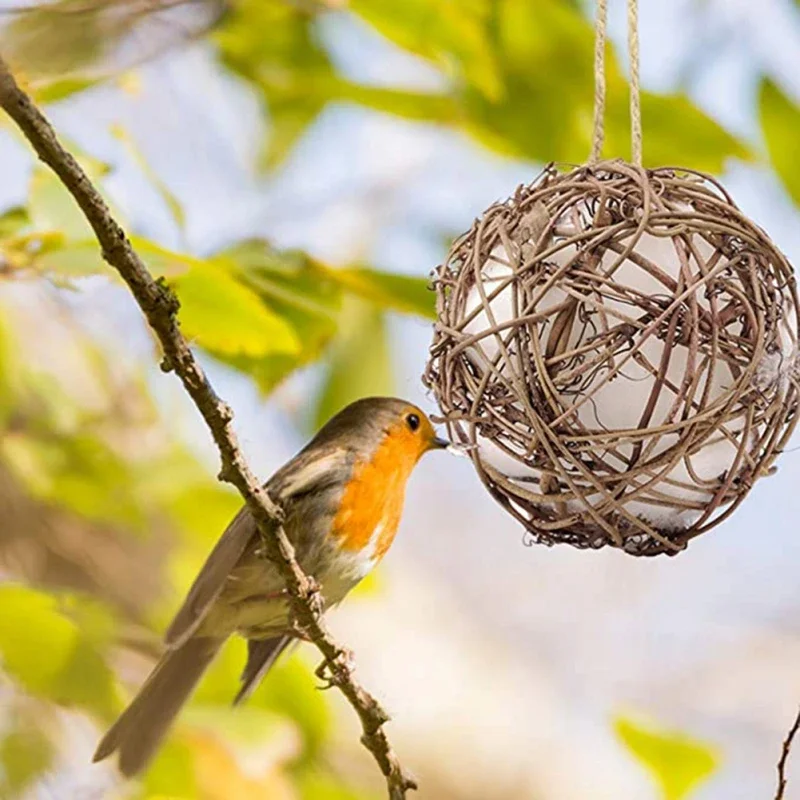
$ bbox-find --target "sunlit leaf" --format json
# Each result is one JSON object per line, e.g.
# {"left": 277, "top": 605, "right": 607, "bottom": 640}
{"left": 170, "top": 262, "right": 300, "bottom": 358}
{"left": 314, "top": 299, "right": 393, "bottom": 428}
{"left": 614, "top": 715, "right": 719, "bottom": 800}
{"left": 0, "top": 723, "right": 55, "bottom": 796}
{"left": 618, "top": 91, "right": 751, "bottom": 172}
{"left": 330, "top": 267, "right": 435, "bottom": 319}
{"left": 140, "top": 736, "right": 198, "bottom": 798}
{"left": 31, "top": 240, "right": 106, "bottom": 278}
{"left": 0, "top": 207, "right": 29, "bottom": 239}
{"left": 183, "top": 706, "right": 297, "bottom": 749}
{"left": 193, "top": 637, "right": 329, "bottom": 758}
{"left": 167, "top": 483, "right": 241, "bottom": 549}
{"left": 215, "top": 0, "right": 335, "bottom": 169}
{"left": 350, "top": 0, "right": 503, "bottom": 100}
{"left": 222, "top": 241, "right": 343, "bottom": 392}
{"left": 34, "top": 77, "right": 99, "bottom": 104}
{"left": 334, "top": 81, "right": 459, "bottom": 125}
{"left": 0, "top": 585, "right": 118, "bottom": 718}
{"left": 759, "top": 77, "right": 800, "bottom": 205}
{"left": 297, "top": 769, "right": 375, "bottom": 800}
{"left": 249, "top": 652, "right": 331, "bottom": 758}
{"left": 28, "top": 166, "right": 95, "bottom": 240}
{"left": 1, "top": 429, "right": 149, "bottom": 531}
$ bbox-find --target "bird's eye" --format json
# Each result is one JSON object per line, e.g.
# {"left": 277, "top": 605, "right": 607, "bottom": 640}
{"left": 406, "top": 413, "right": 421, "bottom": 432}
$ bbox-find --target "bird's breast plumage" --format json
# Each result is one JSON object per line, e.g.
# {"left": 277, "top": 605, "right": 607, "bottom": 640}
{"left": 330, "top": 425, "right": 422, "bottom": 561}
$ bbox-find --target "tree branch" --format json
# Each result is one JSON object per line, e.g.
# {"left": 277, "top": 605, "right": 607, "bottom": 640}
{"left": 776, "top": 705, "right": 800, "bottom": 800}
{"left": 0, "top": 57, "right": 416, "bottom": 799}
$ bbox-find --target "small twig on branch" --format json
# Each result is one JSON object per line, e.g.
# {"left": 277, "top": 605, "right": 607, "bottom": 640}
{"left": 776, "top": 706, "right": 800, "bottom": 800}
{"left": 0, "top": 56, "right": 416, "bottom": 800}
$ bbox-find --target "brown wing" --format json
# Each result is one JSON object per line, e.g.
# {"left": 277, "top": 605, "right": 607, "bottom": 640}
{"left": 163, "top": 446, "right": 350, "bottom": 649}
{"left": 164, "top": 507, "right": 260, "bottom": 648}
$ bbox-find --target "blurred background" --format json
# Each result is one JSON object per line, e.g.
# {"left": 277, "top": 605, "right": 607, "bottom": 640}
{"left": 0, "top": 0, "right": 799, "bottom": 798}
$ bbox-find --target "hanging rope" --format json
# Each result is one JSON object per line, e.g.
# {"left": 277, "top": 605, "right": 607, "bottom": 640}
{"left": 627, "top": 0, "right": 642, "bottom": 166}
{"left": 589, "top": 0, "right": 607, "bottom": 163}
{"left": 590, "top": 0, "right": 643, "bottom": 166}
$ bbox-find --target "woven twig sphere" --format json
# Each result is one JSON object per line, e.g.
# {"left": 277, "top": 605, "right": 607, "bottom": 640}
{"left": 424, "top": 161, "right": 800, "bottom": 556}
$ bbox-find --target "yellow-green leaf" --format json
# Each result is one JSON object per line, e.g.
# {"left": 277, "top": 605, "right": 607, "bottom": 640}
{"left": 0, "top": 206, "right": 29, "bottom": 239}
{"left": 140, "top": 736, "right": 198, "bottom": 797}
{"left": 28, "top": 166, "right": 94, "bottom": 240}
{"left": 314, "top": 299, "right": 393, "bottom": 429}
{"left": 334, "top": 81, "right": 459, "bottom": 125}
{"left": 222, "top": 241, "right": 343, "bottom": 393}
{"left": 759, "top": 77, "right": 800, "bottom": 205}
{"left": 614, "top": 715, "right": 719, "bottom": 800}
{"left": 331, "top": 267, "right": 435, "bottom": 319}
{"left": 0, "top": 724, "right": 55, "bottom": 796}
{"left": 171, "top": 263, "right": 300, "bottom": 358}
{"left": 0, "top": 585, "right": 118, "bottom": 718}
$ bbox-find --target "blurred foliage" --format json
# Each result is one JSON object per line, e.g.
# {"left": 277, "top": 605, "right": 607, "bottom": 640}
{"left": 759, "top": 77, "right": 800, "bottom": 205}
{"left": 214, "top": 0, "right": 750, "bottom": 172}
{"left": 614, "top": 715, "right": 719, "bottom": 800}
{"left": 0, "top": 0, "right": 797, "bottom": 797}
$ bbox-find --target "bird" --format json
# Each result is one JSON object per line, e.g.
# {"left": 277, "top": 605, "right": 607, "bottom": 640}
{"left": 93, "top": 396, "right": 450, "bottom": 778}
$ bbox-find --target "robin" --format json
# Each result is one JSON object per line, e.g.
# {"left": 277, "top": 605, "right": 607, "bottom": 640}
{"left": 93, "top": 396, "right": 450, "bottom": 777}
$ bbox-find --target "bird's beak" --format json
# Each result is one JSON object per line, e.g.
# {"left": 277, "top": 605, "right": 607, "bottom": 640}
{"left": 432, "top": 435, "right": 451, "bottom": 450}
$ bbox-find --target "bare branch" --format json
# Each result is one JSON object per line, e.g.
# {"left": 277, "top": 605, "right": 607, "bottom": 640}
{"left": 0, "top": 56, "right": 416, "bottom": 799}
{"left": 776, "top": 705, "right": 800, "bottom": 800}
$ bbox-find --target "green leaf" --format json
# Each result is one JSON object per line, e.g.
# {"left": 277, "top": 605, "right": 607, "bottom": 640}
{"left": 140, "top": 736, "right": 198, "bottom": 798}
{"left": 215, "top": 1, "right": 335, "bottom": 169}
{"left": 0, "top": 724, "right": 55, "bottom": 796}
{"left": 297, "top": 769, "right": 375, "bottom": 800}
{"left": 0, "top": 585, "right": 118, "bottom": 718}
{"left": 0, "top": 206, "right": 30, "bottom": 239}
{"left": 314, "top": 299, "right": 393, "bottom": 428}
{"left": 31, "top": 239, "right": 106, "bottom": 279}
{"left": 190, "top": 638, "right": 329, "bottom": 757}
{"left": 629, "top": 92, "right": 751, "bottom": 172}
{"left": 131, "top": 236, "right": 195, "bottom": 278}
{"left": 249, "top": 652, "right": 331, "bottom": 758}
{"left": 28, "top": 166, "right": 94, "bottom": 240}
{"left": 759, "top": 77, "right": 800, "bottom": 205}
{"left": 330, "top": 267, "right": 435, "bottom": 319}
{"left": 183, "top": 705, "right": 293, "bottom": 747}
{"left": 26, "top": 144, "right": 112, "bottom": 242}
{"left": 1, "top": 429, "right": 149, "bottom": 531}
{"left": 350, "top": 0, "right": 503, "bottom": 101}
{"left": 334, "top": 81, "right": 460, "bottom": 125}
{"left": 34, "top": 77, "right": 99, "bottom": 104}
{"left": 221, "top": 241, "right": 343, "bottom": 393}
{"left": 170, "top": 262, "right": 300, "bottom": 358}
{"left": 614, "top": 715, "right": 719, "bottom": 800}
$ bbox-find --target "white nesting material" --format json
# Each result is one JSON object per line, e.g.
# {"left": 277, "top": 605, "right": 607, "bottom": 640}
{"left": 458, "top": 214, "right": 794, "bottom": 532}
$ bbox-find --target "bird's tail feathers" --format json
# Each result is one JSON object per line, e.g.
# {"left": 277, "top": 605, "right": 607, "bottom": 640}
{"left": 93, "top": 636, "right": 222, "bottom": 777}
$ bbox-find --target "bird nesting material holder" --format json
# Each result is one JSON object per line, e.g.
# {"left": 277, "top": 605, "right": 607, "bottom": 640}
{"left": 423, "top": 0, "right": 799, "bottom": 556}
{"left": 424, "top": 162, "right": 799, "bottom": 555}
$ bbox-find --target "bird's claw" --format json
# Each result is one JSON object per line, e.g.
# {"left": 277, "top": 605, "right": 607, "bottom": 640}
{"left": 315, "top": 648, "right": 355, "bottom": 691}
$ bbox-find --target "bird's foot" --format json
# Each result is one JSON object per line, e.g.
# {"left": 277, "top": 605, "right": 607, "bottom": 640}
{"left": 286, "top": 618, "right": 315, "bottom": 643}
{"left": 315, "top": 647, "right": 355, "bottom": 691}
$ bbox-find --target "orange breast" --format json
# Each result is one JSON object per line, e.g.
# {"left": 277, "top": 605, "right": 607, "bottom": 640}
{"left": 331, "top": 425, "right": 422, "bottom": 560}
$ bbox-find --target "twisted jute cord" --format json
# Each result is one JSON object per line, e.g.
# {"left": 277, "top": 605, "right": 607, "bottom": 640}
{"left": 627, "top": 0, "right": 643, "bottom": 166}
{"left": 590, "top": 0, "right": 643, "bottom": 166}
{"left": 589, "top": 0, "right": 607, "bottom": 163}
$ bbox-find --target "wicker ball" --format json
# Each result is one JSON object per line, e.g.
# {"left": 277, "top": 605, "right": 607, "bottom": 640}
{"left": 424, "top": 160, "right": 800, "bottom": 556}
